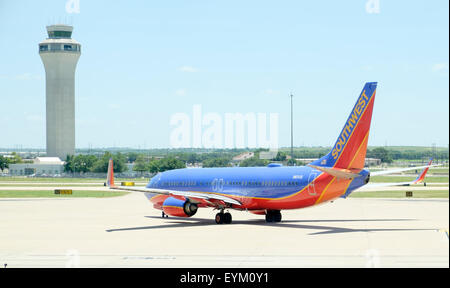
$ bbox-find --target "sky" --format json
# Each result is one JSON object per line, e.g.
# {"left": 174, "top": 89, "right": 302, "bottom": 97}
{"left": 0, "top": 0, "right": 448, "bottom": 150}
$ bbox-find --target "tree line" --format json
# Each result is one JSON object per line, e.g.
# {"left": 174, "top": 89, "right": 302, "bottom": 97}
{"left": 2, "top": 146, "right": 447, "bottom": 175}
{"left": 63, "top": 152, "right": 187, "bottom": 174}
{"left": 0, "top": 152, "right": 26, "bottom": 172}
{"left": 64, "top": 152, "right": 128, "bottom": 173}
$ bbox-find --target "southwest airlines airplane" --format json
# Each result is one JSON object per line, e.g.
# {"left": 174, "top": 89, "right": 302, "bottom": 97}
{"left": 107, "top": 82, "right": 435, "bottom": 224}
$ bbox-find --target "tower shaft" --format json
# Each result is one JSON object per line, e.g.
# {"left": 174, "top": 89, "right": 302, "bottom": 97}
{"left": 39, "top": 25, "right": 81, "bottom": 160}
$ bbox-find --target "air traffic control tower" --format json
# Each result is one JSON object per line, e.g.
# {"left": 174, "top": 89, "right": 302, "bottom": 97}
{"left": 39, "top": 25, "right": 81, "bottom": 160}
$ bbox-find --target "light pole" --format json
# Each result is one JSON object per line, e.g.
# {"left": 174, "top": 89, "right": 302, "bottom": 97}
{"left": 290, "top": 93, "right": 294, "bottom": 165}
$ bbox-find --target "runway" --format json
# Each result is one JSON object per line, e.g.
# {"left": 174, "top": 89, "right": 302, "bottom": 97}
{"left": 0, "top": 193, "right": 448, "bottom": 268}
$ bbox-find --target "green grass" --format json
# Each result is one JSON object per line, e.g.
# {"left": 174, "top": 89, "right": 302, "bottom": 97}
{"left": 0, "top": 190, "right": 129, "bottom": 198}
{"left": 0, "top": 183, "right": 146, "bottom": 187}
{"left": 0, "top": 177, "right": 148, "bottom": 183}
{"left": 0, "top": 183, "right": 105, "bottom": 187}
{"left": 349, "top": 190, "right": 449, "bottom": 198}
{"left": 427, "top": 168, "right": 450, "bottom": 175}
{"left": 370, "top": 176, "right": 449, "bottom": 183}
{"left": 424, "top": 184, "right": 450, "bottom": 187}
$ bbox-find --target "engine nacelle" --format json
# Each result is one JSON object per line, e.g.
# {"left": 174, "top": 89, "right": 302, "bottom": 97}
{"left": 162, "top": 197, "right": 198, "bottom": 217}
{"left": 365, "top": 172, "right": 370, "bottom": 184}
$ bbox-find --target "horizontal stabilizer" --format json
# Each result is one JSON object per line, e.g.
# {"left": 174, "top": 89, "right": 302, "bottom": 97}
{"left": 308, "top": 164, "right": 362, "bottom": 179}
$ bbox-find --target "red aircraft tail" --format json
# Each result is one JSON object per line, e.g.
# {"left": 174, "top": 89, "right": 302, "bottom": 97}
{"left": 413, "top": 158, "right": 433, "bottom": 184}
{"left": 106, "top": 158, "right": 115, "bottom": 187}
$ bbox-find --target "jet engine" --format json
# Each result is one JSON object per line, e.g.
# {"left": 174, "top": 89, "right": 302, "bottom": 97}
{"left": 365, "top": 172, "right": 370, "bottom": 184}
{"left": 162, "top": 197, "right": 198, "bottom": 217}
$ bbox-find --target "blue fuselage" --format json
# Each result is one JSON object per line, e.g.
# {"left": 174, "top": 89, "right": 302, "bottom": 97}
{"left": 146, "top": 166, "right": 369, "bottom": 205}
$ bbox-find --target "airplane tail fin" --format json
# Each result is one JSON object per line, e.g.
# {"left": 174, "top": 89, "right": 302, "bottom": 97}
{"left": 310, "top": 82, "right": 377, "bottom": 170}
{"left": 413, "top": 158, "right": 433, "bottom": 184}
{"left": 106, "top": 158, "right": 115, "bottom": 187}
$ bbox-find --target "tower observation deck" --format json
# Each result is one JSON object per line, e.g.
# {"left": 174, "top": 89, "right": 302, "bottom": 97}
{"left": 39, "top": 25, "right": 81, "bottom": 160}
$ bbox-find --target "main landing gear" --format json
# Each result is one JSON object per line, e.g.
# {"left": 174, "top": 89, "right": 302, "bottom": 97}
{"left": 214, "top": 210, "right": 282, "bottom": 224}
{"left": 215, "top": 210, "right": 232, "bottom": 224}
{"left": 162, "top": 211, "right": 169, "bottom": 218}
{"left": 265, "top": 210, "right": 282, "bottom": 223}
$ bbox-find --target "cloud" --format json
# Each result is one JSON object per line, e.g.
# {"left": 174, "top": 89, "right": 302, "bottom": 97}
{"left": 432, "top": 63, "right": 449, "bottom": 74}
{"left": 263, "top": 89, "right": 280, "bottom": 96}
{"left": 175, "top": 89, "right": 186, "bottom": 96}
{"left": 108, "top": 103, "right": 120, "bottom": 110}
{"left": 178, "top": 66, "right": 198, "bottom": 73}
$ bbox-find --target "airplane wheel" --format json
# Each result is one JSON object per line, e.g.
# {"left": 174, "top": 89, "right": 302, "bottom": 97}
{"left": 265, "top": 212, "right": 274, "bottom": 223}
{"left": 223, "top": 213, "right": 232, "bottom": 224}
{"left": 266, "top": 210, "right": 281, "bottom": 223}
{"left": 215, "top": 213, "right": 224, "bottom": 224}
{"left": 274, "top": 211, "right": 282, "bottom": 223}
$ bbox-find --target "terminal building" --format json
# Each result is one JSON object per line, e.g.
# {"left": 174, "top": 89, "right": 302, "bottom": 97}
{"left": 8, "top": 157, "right": 64, "bottom": 176}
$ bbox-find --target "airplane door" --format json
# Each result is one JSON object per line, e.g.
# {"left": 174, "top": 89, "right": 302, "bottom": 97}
{"left": 239, "top": 180, "right": 247, "bottom": 205}
{"left": 308, "top": 172, "right": 319, "bottom": 196}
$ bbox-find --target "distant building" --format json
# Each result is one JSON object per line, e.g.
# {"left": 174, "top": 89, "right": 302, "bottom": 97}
{"left": 295, "top": 158, "right": 382, "bottom": 167}
{"left": 295, "top": 158, "right": 318, "bottom": 164}
{"left": 365, "top": 158, "right": 381, "bottom": 166}
{"left": 8, "top": 157, "right": 64, "bottom": 176}
{"left": 186, "top": 162, "right": 203, "bottom": 168}
{"left": 232, "top": 152, "right": 254, "bottom": 162}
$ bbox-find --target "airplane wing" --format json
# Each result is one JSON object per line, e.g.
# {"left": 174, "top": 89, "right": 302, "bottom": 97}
{"left": 365, "top": 158, "right": 435, "bottom": 188}
{"left": 109, "top": 185, "right": 242, "bottom": 206}
{"left": 341, "top": 159, "right": 436, "bottom": 198}
{"left": 105, "top": 159, "right": 241, "bottom": 206}
{"left": 370, "top": 160, "right": 440, "bottom": 176}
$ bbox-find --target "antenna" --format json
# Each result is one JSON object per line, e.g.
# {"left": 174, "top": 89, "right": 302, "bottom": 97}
{"left": 290, "top": 92, "right": 294, "bottom": 165}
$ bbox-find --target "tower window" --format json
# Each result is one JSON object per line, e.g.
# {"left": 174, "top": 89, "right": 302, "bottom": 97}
{"left": 48, "top": 31, "right": 72, "bottom": 38}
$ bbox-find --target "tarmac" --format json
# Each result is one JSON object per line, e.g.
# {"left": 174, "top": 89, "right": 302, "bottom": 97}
{"left": 0, "top": 191, "right": 448, "bottom": 268}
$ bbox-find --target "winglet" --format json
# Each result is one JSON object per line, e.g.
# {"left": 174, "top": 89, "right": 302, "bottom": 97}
{"left": 413, "top": 158, "right": 433, "bottom": 184}
{"left": 106, "top": 158, "right": 115, "bottom": 187}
